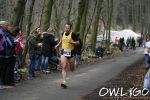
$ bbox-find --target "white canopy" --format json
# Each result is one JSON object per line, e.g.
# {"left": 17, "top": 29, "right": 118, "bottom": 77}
{"left": 97, "top": 29, "right": 141, "bottom": 43}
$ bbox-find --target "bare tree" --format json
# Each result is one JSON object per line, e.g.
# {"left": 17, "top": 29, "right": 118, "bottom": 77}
{"left": 83, "top": 0, "right": 98, "bottom": 47}
{"left": 74, "top": 0, "right": 86, "bottom": 32}
{"left": 53, "top": 0, "right": 65, "bottom": 38}
{"left": 11, "top": 0, "right": 27, "bottom": 26}
{"left": 91, "top": 0, "right": 104, "bottom": 52}
{"left": 80, "top": 0, "right": 89, "bottom": 41}
{"left": 40, "top": 0, "right": 54, "bottom": 31}
{"left": 66, "top": 0, "right": 73, "bottom": 21}
{"left": 22, "top": 0, "right": 36, "bottom": 65}
{"left": 106, "top": 0, "right": 114, "bottom": 49}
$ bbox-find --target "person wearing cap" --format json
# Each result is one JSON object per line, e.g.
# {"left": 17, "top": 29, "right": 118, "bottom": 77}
{"left": 0, "top": 21, "right": 16, "bottom": 88}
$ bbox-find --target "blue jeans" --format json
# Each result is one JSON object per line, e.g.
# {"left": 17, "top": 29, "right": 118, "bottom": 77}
{"left": 41, "top": 56, "right": 49, "bottom": 70}
{"left": 144, "top": 54, "right": 150, "bottom": 68}
{"left": 76, "top": 54, "right": 81, "bottom": 65}
{"left": 29, "top": 51, "right": 36, "bottom": 76}
{"left": 35, "top": 54, "right": 42, "bottom": 71}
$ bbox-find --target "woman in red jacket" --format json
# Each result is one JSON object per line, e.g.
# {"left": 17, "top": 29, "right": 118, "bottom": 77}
{"left": 12, "top": 27, "right": 24, "bottom": 69}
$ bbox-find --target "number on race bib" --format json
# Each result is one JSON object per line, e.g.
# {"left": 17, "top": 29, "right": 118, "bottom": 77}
{"left": 63, "top": 49, "right": 71, "bottom": 57}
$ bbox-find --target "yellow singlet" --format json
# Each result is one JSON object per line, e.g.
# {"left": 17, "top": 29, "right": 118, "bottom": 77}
{"left": 62, "top": 32, "right": 74, "bottom": 50}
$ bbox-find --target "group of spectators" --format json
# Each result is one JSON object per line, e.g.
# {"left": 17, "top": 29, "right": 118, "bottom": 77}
{"left": 126, "top": 37, "right": 136, "bottom": 50}
{"left": 0, "top": 21, "right": 83, "bottom": 88}
{"left": 113, "top": 37, "right": 138, "bottom": 51}
{"left": 0, "top": 21, "right": 23, "bottom": 88}
{"left": 27, "top": 28, "right": 58, "bottom": 78}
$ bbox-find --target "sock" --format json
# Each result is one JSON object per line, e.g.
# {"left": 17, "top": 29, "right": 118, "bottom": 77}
{"left": 62, "top": 81, "right": 66, "bottom": 84}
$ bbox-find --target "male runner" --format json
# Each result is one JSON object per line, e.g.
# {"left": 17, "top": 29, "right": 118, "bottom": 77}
{"left": 56, "top": 22, "right": 79, "bottom": 88}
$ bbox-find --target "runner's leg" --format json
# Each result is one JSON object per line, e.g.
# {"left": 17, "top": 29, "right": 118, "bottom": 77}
{"left": 69, "top": 56, "right": 76, "bottom": 72}
{"left": 60, "top": 55, "right": 68, "bottom": 82}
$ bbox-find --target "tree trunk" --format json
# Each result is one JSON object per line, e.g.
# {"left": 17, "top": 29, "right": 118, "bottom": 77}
{"left": 66, "top": 0, "right": 73, "bottom": 21}
{"left": 147, "top": 0, "right": 150, "bottom": 34}
{"left": 91, "top": 0, "right": 103, "bottom": 52}
{"left": 0, "top": 0, "right": 6, "bottom": 20}
{"left": 80, "top": 0, "right": 89, "bottom": 41}
{"left": 142, "top": 0, "right": 149, "bottom": 34}
{"left": 53, "top": 0, "right": 65, "bottom": 39}
{"left": 101, "top": 17, "right": 106, "bottom": 41}
{"left": 124, "top": 1, "right": 128, "bottom": 28}
{"left": 140, "top": 0, "right": 144, "bottom": 34}
{"left": 11, "top": 0, "right": 26, "bottom": 26}
{"left": 148, "top": 24, "right": 150, "bottom": 34}
{"left": 74, "top": 0, "right": 85, "bottom": 32}
{"left": 39, "top": 0, "right": 46, "bottom": 27}
{"left": 83, "top": 0, "right": 97, "bottom": 48}
{"left": 22, "top": 0, "right": 35, "bottom": 66}
{"left": 41, "top": 0, "right": 54, "bottom": 32}
{"left": 107, "top": 0, "right": 113, "bottom": 49}
{"left": 132, "top": 0, "right": 137, "bottom": 31}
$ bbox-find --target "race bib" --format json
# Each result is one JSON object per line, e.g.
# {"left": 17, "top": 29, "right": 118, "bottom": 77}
{"left": 63, "top": 49, "right": 71, "bottom": 57}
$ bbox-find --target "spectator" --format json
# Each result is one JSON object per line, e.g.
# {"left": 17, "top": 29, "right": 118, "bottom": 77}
{"left": 114, "top": 37, "right": 119, "bottom": 48}
{"left": 118, "top": 37, "right": 125, "bottom": 51}
{"left": 28, "top": 30, "right": 42, "bottom": 78}
{"left": 0, "top": 21, "right": 16, "bottom": 88}
{"left": 75, "top": 32, "right": 82, "bottom": 65}
{"left": 144, "top": 35, "right": 150, "bottom": 69}
{"left": 137, "top": 37, "right": 143, "bottom": 47}
{"left": 12, "top": 27, "right": 24, "bottom": 69}
{"left": 96, "top": 45, "right": 104, "bottom": 58}
{"left": 131, "top": 37, "right": 136, "bottom": 50}
{"left": 34, "top": 28, "right": 42, "bottom": 71}
{"left": 41, "top": 32, "right": 57, "bottom": 73}
{"left": 126, "top": 37, "right": 130, "bottom": 50}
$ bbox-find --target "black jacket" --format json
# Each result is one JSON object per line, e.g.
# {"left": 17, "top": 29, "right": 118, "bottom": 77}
{"left": 75, "top": 38, "right": 82, "bottom": 55}
{"left": 41, "top": 33, "right": 57, "bottom": 57}
{"left": 28, "top": 35, "right": 39, "bottom": 53}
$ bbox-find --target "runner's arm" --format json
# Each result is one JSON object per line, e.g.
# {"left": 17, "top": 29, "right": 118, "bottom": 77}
{"left": 69, "top": 32, "right": 80, "bottom": 45}
{"left": 68, "top": 40, "right": 79, "bottom": 45}
{"left": 55, "top": 40, "right": 62, "bottom": 49}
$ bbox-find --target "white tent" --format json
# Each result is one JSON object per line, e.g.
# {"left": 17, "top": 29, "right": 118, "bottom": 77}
{"left": 97, "top": 29, "right": 141, "bottom": 43}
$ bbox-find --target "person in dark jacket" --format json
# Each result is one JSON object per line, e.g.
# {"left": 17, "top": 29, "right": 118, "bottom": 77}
{"left": 28, "top": 30, "right": 42, "bottom": 78}
{"left": 131, "top": 37, "right": 136, "bottom": 50}
{"left": 75, "top": 32, "right": 82, "bottom": 65}
{"left": 118, "top": 37, "right": 125, "bottom": 51}
{"left": 0, "top": 21, "right": 16, "bottom": 88}
{"left": 96, "top": 45, "right": 104, "bottom": 58}
{"left": 41, "top": 32, "right": 57, "bottom": 73}
{"left": 34, "top": 28, "right": 42, "bottom": 71}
